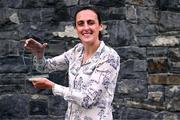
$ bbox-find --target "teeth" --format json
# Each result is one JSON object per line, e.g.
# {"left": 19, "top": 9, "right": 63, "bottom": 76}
{"left": 83, "top": 33, "right": 92, "bottom": 35}
{"left": 82, "top": 31, "right": 92, "bottom": 35}
{"left": 83, "top": 33, "right": 90, "bottom": 35}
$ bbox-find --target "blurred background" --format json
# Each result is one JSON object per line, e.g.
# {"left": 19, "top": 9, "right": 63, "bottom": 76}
{"left": 0, "top": 0, "right": 179, "bottom": 120}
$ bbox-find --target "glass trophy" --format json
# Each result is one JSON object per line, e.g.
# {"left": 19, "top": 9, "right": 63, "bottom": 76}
{"left": 21, "top": 37, "right": 49, "bottom": 82}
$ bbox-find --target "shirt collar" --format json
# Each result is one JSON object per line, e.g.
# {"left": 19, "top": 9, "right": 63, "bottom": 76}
{"left": 81, "top": 41, "right": 105, "bottom": 64}
{"left": 93, "top": 41, "right": 105, "bottom": 58}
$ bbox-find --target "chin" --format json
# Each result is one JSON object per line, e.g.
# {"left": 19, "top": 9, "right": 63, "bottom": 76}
{"left": 81, "top": 37, "right": 93, "bottom": 43}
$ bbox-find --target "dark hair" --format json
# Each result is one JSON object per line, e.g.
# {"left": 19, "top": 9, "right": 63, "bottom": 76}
{"left": 74, "top": 6, "right": 102, "bottom": 39}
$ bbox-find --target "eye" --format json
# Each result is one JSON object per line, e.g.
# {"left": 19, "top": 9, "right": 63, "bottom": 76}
{"left": 77, "top": 21, "right": 84, "bottom": 26}
{"left": 87, "top": 20, "right": 95, "bottom": 25}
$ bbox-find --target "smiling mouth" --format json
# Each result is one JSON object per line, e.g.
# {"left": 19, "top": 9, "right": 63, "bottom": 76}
{"left": 82, "top": 31, "right": 93, "bottom": 36}
{"left": 83, "top": 33, "right": 91, "bottom": 35}
{"left": 82, "top": 33, "right": 92, "bottom": 38}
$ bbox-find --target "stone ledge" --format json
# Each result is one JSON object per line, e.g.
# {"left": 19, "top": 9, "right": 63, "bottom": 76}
{"left": 148, "top": 74, "right": 180, "bottom": 85}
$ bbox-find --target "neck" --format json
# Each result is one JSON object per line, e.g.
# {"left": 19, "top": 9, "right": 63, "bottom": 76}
{"left": 83, "top": 40, "right": 100, "bottom": 56}
{"left": 82, "top": 40, "right": 100, "bottom": 63}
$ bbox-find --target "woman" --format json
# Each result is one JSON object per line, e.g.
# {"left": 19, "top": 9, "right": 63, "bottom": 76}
{"left": 24, "top": 6, "right": 120, "bottom": 120}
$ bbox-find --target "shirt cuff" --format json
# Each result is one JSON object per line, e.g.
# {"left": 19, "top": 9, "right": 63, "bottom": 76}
{"left": 52, "top": 84, "right": 68, "bottom": 97}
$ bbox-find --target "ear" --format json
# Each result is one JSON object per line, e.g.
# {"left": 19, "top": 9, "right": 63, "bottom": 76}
{"left": 99, "top": 24, "right": 103, "bottom": 31}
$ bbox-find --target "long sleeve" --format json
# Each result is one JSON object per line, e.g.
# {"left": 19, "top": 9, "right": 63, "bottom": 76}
{"left": 50, "top": 41, "right": 120, "bottom": 119}
{"left": 52, "top": 54, "right": 120, "bottom": 109}
{"left": 33, "top": 43, "right": 83, "bottom": 73}
{"left": 33, "top": 53, "right": 69, "bottom": 73}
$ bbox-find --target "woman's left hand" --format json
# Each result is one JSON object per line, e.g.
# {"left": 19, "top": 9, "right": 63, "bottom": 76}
{"left": 30, "top": 78, "right": 55, "bottom": 89}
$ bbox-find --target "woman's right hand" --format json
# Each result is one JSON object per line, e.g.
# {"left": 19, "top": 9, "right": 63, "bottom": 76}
{"left": 24, "top": 38, "right": 48, "bottom": 59}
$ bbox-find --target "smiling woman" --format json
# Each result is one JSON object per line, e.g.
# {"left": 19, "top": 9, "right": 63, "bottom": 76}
{"left": 74, "top": 6, "right": 103, "bottom": 42}
{"left": 24, "top": 6, "right": 120, "bottom": 120}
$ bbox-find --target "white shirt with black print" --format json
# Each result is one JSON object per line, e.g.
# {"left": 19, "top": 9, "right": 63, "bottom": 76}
{"left": 34, "top": 41, "right": 120, "bottom": 120}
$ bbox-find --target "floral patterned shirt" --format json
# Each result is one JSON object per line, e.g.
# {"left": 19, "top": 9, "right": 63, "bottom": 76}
{"left": 34, "top": 41, "right": 120, "bottom": 120}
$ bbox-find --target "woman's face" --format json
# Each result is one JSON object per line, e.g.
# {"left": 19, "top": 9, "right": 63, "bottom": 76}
{"left": 75, "top": 10, "right": 102, "bottom": 45}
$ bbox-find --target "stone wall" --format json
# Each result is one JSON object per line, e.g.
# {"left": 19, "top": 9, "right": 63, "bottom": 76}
{"left": 0, "top": 0, "right": 180, "bottom": 120}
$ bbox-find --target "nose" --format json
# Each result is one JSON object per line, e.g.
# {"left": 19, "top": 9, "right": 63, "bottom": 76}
{"left": 83, "top": 22, "right": 90, "bottom": 30}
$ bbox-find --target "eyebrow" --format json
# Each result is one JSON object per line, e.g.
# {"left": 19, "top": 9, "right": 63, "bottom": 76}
{"left": 76, "top": 19, "right": 96, "bottom": 23}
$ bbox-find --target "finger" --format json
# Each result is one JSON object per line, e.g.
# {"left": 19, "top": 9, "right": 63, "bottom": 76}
{"left": 24, "top": 38, "right": 34, "bottom": 48}
{"left": 32, "top": 81, "right": 36, "bottom": 87}
{"left": 42, "top": 43, "right": 48, "bottom": 49}
{"left": 24, "top": 40, "right": 30, "bottom": 47}
{"left": 24, "top": 43, "right": 27, "bottom": 48}
{"left": 25, "top": 38, "right": 34, "bottom": 44}
{"left": 26, "top": 38, "right": 40, "bottom": 45}
{"left": 30, "top": 78, "right": 39, "bottom": 82}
